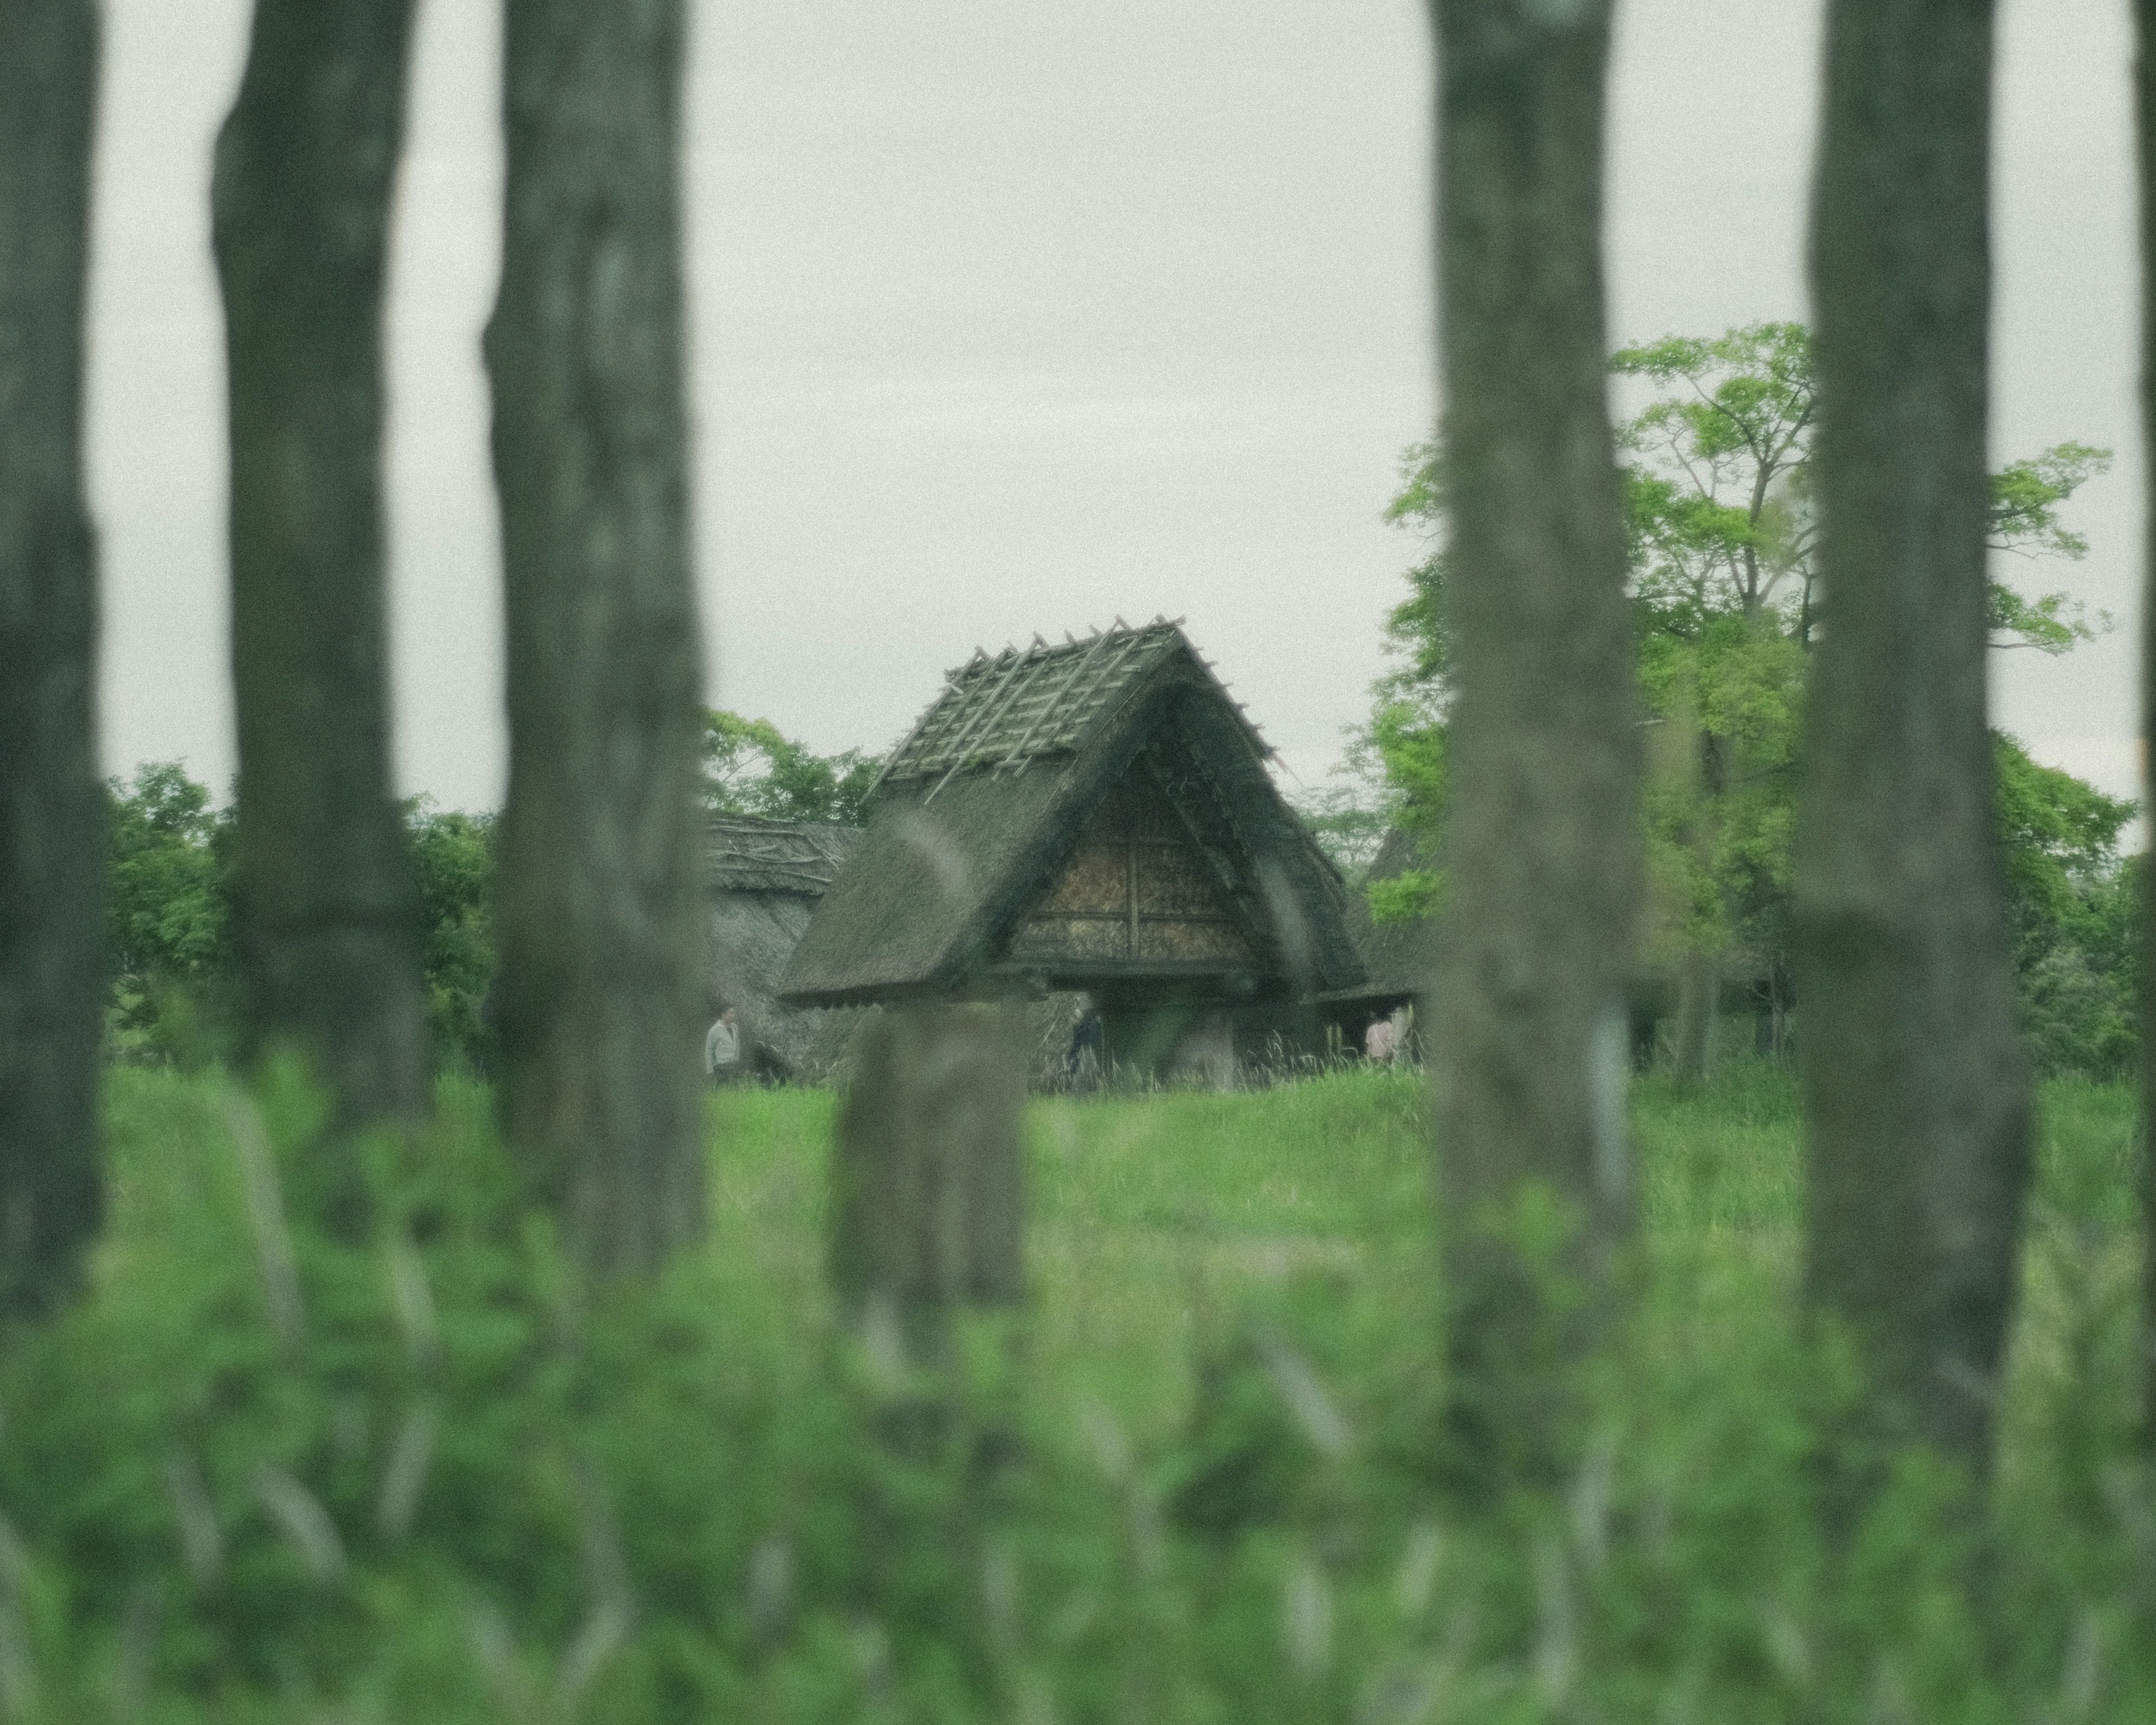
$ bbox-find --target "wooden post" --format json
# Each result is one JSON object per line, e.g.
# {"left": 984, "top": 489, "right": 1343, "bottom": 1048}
{"left": 486, "top": 0, "right": 708, "bottom": 1273}
{"left": 1799, "top": 0, "right": 2028, "bottom": 1471}
{"left": 829, "top": 1002, "right": 1025, "bottom": 1344}
{"left": 0, "top": 0, "right": 104, "bottom": 1314}
{"left": 1425, "top": 0, "right": 1638, "bottom": 1476}
{"left": 212, "top": 0, "right": 428, "bottom": 1144}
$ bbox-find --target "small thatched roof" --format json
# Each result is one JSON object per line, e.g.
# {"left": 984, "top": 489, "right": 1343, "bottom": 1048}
{"left": 779, "top": 620, "right": 1365, "bottom": 1008}
{"left": 706, "top": 815, "right": 862, "bottom": 1075}
{"left": 706, "top": 814, "right": 856, "bottom": 895}
{"left": 1326, "top": 825, "right": 1438, "bottom": 1007}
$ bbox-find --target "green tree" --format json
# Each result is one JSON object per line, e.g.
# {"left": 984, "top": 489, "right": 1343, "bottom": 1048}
{"left": 1613, "top": 321, "right": 2111, "bottom": 652}
{"left": 1367, "top": 323, "right": 2115, "bottom": 1077}
{"left": 405, "top": 805, "right": 496, "bottom": 1074}
{"left": 702, "top": 711, "right": 881, "bottom": 827}
{"left": 104, "top": 763, "right": 234, "bottom": 1063}
{"left": 1993, "top": 735, "right": 2138, "bottom": 1077}
{"left": 1286, "top": 781, "right": 1393, "bottom": 881}
{"left": 102, "top": 761, "right": 503, "bottom": 1078}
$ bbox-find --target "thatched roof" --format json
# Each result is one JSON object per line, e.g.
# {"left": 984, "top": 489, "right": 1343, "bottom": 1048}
{"left": 873, "top": 619, "right": 1267, "bottom": 790}
{"left": 705, "top": 815, "right": 862, "bottom": 1075}
{"left": 1326, "top": 825, "right": 1438, "bottom": 1006}
{"left": 706, "top": 813, "right": 856, "bottom": 895}
{"left": 779, "top": 620, "right": 1365, "bottom": 1007}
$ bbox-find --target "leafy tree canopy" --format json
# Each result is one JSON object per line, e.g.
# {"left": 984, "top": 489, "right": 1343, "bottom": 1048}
{"left": 404, "top": 802, "right": 497, "bottom": 1071}
{"left": 703, "top": 710, "right": 881, "bottom": 827}
{"left": 104, "top": 764, "right": 508, "bottom": 1072}
{"left": 1353, "top": 323, "right": 2131, "bottom": 1073}
{"left": 106, "top": 762, "right": 232, "bottom": 991}
{"left": 1609, "top": 321, "right": 2111, "bottom": 651}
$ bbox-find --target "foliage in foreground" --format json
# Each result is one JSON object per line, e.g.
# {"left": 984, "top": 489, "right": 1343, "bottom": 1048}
{"left": 0, "top": 1065, "right": 2146, "bottom": 1719}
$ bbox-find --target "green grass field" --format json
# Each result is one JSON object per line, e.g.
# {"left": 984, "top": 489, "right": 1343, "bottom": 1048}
{"left": 708, "top": 1062, "right": 2139, "bottom": 1446}
{"left": 2, "top": 1059, "right": 2143, "bottom": 1721}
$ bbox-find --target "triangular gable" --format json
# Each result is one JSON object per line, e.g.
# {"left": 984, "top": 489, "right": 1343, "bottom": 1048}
{"left": 778, "top": 623, "right": 1365, "bottom": 1007}
{"left": 1000, "top": 754, "right": 1258, "bottom": 972}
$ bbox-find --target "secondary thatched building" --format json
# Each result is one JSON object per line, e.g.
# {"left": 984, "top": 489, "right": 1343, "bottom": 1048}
{"left": 1311, "top": 823, "right": 1439, "bottom": 1058}
{"left": 707, "top": 813, "right": 860, "bottom": 1078}
{"left": 778, "top": 619, "right": 1364, "bottom": 1079}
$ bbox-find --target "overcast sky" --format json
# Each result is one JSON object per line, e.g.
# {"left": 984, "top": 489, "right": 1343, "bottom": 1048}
{"left": 88, "top": 0, "right": 2143, "bottom": 815}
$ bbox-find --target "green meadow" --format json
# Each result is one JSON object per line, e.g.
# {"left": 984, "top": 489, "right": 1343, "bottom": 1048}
{"left": 0, "top": 1061, "right": 2144, "bottom": 1720}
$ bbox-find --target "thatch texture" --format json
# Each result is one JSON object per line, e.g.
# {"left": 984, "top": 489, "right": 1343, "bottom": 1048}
{"left": 706, "top": 815, "right": 861, "bottom": 1075}
{"left": 1327, "top": 825, "right": 1440, "bottom": 1011}
{"left": 780, "top": 622, "right": 1364, "bottom": 1008}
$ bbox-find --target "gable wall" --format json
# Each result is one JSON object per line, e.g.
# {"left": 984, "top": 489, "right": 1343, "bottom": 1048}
{"left": 1004, "top": 761, "right": 1249, "bottom": 966}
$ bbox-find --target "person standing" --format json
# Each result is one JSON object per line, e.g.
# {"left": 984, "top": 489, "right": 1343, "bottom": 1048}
{"left": 705, "top": 1005, "right": 741, "bottom": 1085}
{"left": 1364, "top": 1012, "right": 1397, "bottom": 1065}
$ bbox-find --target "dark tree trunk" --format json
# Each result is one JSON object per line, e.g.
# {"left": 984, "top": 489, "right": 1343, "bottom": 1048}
{"left": 212, "top": 0, "right": 427, "bottom": 1149}
{"left": 1673, "top": 728, "right": 1732, "bottom": 1081}
{"left": 486, "top": 0, "right": 708, "bottom": 1272}
{"left": 1798, "top": 0, "right": 2029, "bottom": 1471}
{"left": 830, "top": 1003, "right": 1026, "bottom": 1346}
{"left": 0, "top": 0, "right": 104, "bottom": 1317}
{"left": 2136, "top": 0, "right": 2156, "bottom": 1450}
{"left": 1425, "top": 0, "right": 1638, "bottom": 1466}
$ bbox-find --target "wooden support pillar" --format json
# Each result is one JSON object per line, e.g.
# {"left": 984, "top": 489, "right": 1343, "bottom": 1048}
{"left": 829, "top": 1002, "right": 1025, "bottom": 1343}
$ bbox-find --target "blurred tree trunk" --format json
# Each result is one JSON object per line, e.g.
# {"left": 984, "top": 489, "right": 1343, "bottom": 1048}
{"left": 1671, "top": 953, "right": 1716, "bottom": 1079}
{"left": 212, "top": 0, "right": 427, "bottom": 1154}
{"left": 1671, "top": 727, "right": 1729, "bottom": 1081}
{"left": 1798, "top": 0, "right": 2029, "bottom": 1471}
{"left": 2136, "top": 0, "right": 2156, "bottom": 1450}
{"left": 0, "top": 0, "right": 104, "bottom": 1316}
{"left": 830, "top": 1003, "right": 1026, "bottom": 1346}
{"left": 486, "top": 0, "right": 708, "bottom": 1272}
{"left": 1425, "top": 0, "right": 1638, "bottom": 1471}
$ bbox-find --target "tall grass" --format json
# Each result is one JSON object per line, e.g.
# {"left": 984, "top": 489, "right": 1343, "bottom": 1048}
{"left": 0, "top": 1058, "right": 2139, "bottom": 1719}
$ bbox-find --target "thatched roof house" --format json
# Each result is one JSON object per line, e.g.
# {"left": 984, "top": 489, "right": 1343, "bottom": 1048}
{"left": 1328, "top": 825, "right": 1438, "bottom": 1013}
{"left": 707, "top": 814, "right": 860, "bottom": 1076}
{"left": 778, "top": 620, "right": 1364, "bottom": 1024}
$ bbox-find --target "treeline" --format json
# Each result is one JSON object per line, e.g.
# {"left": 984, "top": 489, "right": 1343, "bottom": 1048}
{"left": 1329, "top": 319, "right": 2139, "bottom": 1080}
{"left": 103, "top": 711, "right": 881, "bottom": 1075}
{"left": 104, "top": 763, "right": 495, "bottom": 1072}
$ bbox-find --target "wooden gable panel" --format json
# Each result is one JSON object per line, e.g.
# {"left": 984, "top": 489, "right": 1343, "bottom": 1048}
{"left": 1033, "top": 844, "right": 1125, "bottom": 915}
{"left": 1003, "top": 755, "right": 1253, "bottom": 969}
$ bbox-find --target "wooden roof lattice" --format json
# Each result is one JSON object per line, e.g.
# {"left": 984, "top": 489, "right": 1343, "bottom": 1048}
{"left": 876, "top": 617, "right": 1269, "bottom": 801}
{"left": 705, "top": 814, "right": 860, "bottom": 896}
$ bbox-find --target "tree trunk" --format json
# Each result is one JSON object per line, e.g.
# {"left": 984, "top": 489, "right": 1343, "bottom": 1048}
{"left": 1798, "top": 0, "right": 2029, "bottom": 1471}
{"left": 486, "top": 0, "right": 708, "bottom": 1273}
{"left": 1425, "top": 0, "right": 1638, "bottom": 1469}
{"left": 1671, "top": 717, "right": 1728, "bottom": 1083}
{"left": 212, "top": 0, "right": 427, "bottom": 1154}
{"left": 2136, "top": 0, "right": 2156, "bottom": 1450}
{"left": 830, "top": 1003, "right": 1026, "bottom": 1347}
{"left": 1672, "top": 951, "right": 1718, "bottom": 1080}
{"left": 0, "top": 0, "right": 104, "bottom": 1316}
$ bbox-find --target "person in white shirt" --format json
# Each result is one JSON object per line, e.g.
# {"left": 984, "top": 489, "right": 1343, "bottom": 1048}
{"left": 1364, "top": 1013, "right": 1396, "bottom": 1064}
{"left": 705, "top": 1006, "right": 742, "bottom": 1084}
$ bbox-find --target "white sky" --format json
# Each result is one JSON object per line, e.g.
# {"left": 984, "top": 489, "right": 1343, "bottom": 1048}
{"left": 88, "top": 0, "right": 2143, "bottom": 815}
